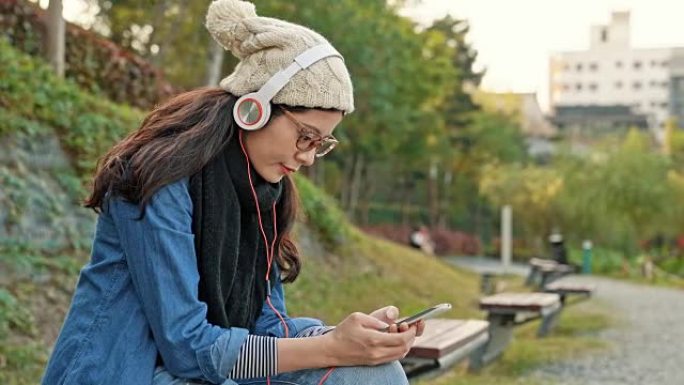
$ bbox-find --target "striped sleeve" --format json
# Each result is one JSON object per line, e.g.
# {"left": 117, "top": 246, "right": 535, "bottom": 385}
{"left": 228, "top": 335, "right": 278, "bottom": 379}
{"left": 295, "top": 325, "right": 335, "bottom": 338}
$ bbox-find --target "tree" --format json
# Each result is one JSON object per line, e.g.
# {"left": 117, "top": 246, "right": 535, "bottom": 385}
{"left": 96, "top": 0, "right": 218, "bottom": 88}
{"left": 205, "top": 39, "right": 224, "bottom": 86}
{"left": 427, "top": 15, "right": 484, "bottom": 129}
{"left": 479, "top": 162, "right": 563, "bottom": 253}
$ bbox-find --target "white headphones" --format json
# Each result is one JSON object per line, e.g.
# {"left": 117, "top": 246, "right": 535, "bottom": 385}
{"left": 233, "top": 44, "right": 343, "bottom": 131}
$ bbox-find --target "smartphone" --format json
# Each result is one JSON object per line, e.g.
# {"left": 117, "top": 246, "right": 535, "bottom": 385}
{"left": 381, "top": 303, "right": 452, "bottom": 332}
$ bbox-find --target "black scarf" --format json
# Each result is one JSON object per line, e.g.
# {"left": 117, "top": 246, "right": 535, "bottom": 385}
{"left": 188, "top": 136, "right": 283, "bottom": 330}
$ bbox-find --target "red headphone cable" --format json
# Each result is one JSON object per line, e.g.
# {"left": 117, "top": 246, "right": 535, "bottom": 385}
{"left": 238, "top": 130, "right": 335, "bottom": 385}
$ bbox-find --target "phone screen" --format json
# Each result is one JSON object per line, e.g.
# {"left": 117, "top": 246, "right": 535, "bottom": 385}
{"left": 381, "top": 303, "right": 451, "bottom": 332}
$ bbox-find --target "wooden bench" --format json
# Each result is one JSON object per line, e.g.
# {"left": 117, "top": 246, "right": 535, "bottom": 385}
{"left": 525, "top": 258, "right": 575, "bottom": 289}
{"left": 469, "top": 292, "right": 562, "bottom": 371}
{"left": 542, "top": 280, "right": 595, "bottom": 305}
{"left": 401, "top": 318, "right": 489, "bottom": 379}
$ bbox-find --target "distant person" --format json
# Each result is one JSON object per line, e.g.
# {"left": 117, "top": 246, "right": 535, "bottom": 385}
{"left": 41, "top": 1, "right": 423, "bottom": 384}
{"left": 409, "top": 225, "right": 426, "bottom": 250}
{"left": 409, "top": 225, "right": 435, "bottom": 255}
{"left": 549, "top": 233, "right": 568, "bottom": 265}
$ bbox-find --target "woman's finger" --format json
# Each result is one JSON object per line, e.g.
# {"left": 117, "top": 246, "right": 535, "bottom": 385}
{"left": 414, "top": 320, "right": 426, "bottom": 337}
{"left": 368, "top": 306, "right": 400, "bottom": 324}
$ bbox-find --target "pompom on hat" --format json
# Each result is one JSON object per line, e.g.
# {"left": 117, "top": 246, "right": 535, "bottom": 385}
{"left": 205, "top": 0, "right": 354, "bottom": 114}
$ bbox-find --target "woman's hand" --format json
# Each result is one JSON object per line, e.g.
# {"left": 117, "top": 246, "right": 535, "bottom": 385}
{"left": 322, "top": 311, "right": 418, "bottom": 367}
{"left": 368, "top": 305, "right": 426, "bottom": 337}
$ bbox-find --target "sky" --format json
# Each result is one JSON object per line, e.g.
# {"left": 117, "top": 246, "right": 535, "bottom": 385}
{"left": 399, "top": 0, "right": 684, "bottom": 112}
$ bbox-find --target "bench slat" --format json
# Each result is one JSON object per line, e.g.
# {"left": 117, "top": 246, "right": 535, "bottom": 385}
{"left": 480, "top": 292, "right": 560, "bottom": 311}
{"left": 408, "top": 319, "right": 489, "bottom": 359}
{"left": 544, "top": 281, "right": 596, "bottom": 293}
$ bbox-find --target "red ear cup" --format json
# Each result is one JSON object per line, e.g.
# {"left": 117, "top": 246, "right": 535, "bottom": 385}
{"left": 233, "top": 93, "right": 272, "bottom": 130}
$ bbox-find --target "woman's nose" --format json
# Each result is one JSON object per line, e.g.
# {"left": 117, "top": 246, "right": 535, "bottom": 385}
{"left": 295, "top": 148, "right": 316, "bottom": 167}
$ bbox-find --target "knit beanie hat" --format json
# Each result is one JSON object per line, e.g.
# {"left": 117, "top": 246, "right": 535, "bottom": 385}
{"left": 205, "top": 0, "right": 354, "bottom": 114}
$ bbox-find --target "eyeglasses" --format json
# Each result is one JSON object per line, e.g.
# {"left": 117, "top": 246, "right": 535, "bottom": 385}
{"left": 280, "top": 108, "right": 339, "bottom": 158}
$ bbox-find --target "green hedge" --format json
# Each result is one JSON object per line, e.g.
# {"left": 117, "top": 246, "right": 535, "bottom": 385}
{"left": 294, "top": 174, "right": 353, "bottom": 249}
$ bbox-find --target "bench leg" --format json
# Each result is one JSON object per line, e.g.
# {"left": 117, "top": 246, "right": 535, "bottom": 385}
{"left": 524, "top": 266, "right": 539, "bottom": 286}
{"left": 468, "top": 313, "right": 515, "bottom": 372}
{"left": 537, "top": 305, "right": 562, "bottom": 337}
{"left": 481, "top": 273, "right": 496, "bottom": 295}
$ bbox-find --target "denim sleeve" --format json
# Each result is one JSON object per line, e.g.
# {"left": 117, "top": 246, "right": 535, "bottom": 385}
{"left": 109, "top": 178, "right": 248, "bottom": 384}
{"left": 253, "top": 266, "right": 326, "bottom": 338}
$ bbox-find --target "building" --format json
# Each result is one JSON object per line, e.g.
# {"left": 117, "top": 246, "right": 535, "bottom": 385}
{"left": 549, "top": 11, "right": 684, "bottom": 140}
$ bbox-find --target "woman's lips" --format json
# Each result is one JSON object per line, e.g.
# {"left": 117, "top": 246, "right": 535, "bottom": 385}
{"left": 280, "top": 164, "right": 296, "bottom": 174}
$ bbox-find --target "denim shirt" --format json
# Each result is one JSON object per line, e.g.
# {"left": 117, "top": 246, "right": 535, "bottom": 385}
{"left": 41, "top": 178, "right": 324, "bottom": 385}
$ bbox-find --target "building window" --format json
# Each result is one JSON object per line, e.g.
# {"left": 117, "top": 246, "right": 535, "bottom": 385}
{"left": 662, "top": 60, "right": 670, "bottom": 67}
{"left": 576, "top": 63, "right": 583, "bottom": 72}
{"left": 562, "top": 84, "right": 570, "bottom": 91}
{"left": 615, "top": 81, "right": 623, "bottom": 89}
{"left": 589, "top": 83, "right": 598, "bottom": 91}
{"left": 651, "top": 60, "right": 657, "bottom": 67}
{"left": 661, "top": 102, "right": 669, "bottom": 109}
{"left": 633, "top": 61, "right": 642, "bottom": 70}
{"left": 662, "top": 81, "right": 669, "bottom": 88}
{"left": 601, "top": 28, "right": 608, "bottom": 42}
{"left": 589, "top": 62, "right": 598, "bottom": 71}
{"left": 563, "top": 63, "right": 570, "bottom": 71}
{"left": 615, "top": 60, "right": 623, "bottom": 68}
{"left": 650, "top": 80, "right": 658, "bottom": 88}
{"left": 576, "top": 83, "right": 583, "bottom": 91}
{"left": 633, "top": 81, "right": 642, "bottom": 89}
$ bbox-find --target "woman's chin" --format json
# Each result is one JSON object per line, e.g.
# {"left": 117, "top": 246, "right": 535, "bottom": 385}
{"left": 268, "top": 175, "right": 285, "bottom": 183}
{"left": 262, "top": 170, "right": 285, "bottom": 183}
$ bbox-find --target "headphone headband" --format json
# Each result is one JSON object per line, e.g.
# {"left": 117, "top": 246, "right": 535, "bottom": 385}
{"left": 256, "top": 44, "right": 343, "bottom": 102}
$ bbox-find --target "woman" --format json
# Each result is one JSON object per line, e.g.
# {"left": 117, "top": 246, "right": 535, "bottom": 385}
{"left": 41, "top": 1, "right": 423, "bottom": 384}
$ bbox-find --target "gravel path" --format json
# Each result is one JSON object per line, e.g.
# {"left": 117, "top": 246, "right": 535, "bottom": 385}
{"left": 445, "top": 257, "right": 684, "bottom": 385}
{"left": 530, "top": 275, "right": 684, "bottom": 385}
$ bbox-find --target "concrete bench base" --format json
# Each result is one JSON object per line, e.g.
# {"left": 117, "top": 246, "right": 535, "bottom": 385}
{"left": 469, "top": 292, "right": 562, "bottom": 371}
{"left": 401, "top": 318, "right": 489, "bottom": 379}
{"left": 543, "top": 281, "right": 595, "bottom": 305}
{"left": 526, "top": 258, "right": 575, "bottom": 289}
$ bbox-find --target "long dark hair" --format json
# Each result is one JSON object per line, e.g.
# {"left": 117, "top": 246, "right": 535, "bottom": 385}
{"left": 85, "top": 87, "right": 303, "bottom": 282}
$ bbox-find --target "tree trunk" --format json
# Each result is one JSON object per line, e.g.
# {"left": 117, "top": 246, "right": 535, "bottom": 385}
{"left": 437, "top": 169, "right": 452, "bottom": 229}
{"left": 205, "top": 37, "right": 225, "bottom": 86}
{"left": 46, "top": 0, "right": 65, "bottom": 77}
{"left": 340, "top": 156, "right": 353, "bottom": 211}
{"left": 427, "top": 159, "right": 439, "bottom": 227}
{"left": 314, "top": 162, "right": 324, "bottom": 186}
{"left": 399, "top": 176, "right": 413, "bottom": 228}
{"left": 347, "top": 153, "right": 364, "bottom": 220}
{"left": 358, "top": 163, "right": 374, "bottom": 226}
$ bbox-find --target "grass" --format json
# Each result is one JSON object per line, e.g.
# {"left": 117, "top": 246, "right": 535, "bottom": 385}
{"left": 0, "top": 248, "right": 85, "bottom": 385}
{"left": 287, "top": 229, "right": 482, "bottom": 323}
